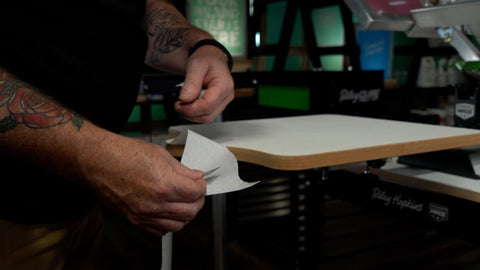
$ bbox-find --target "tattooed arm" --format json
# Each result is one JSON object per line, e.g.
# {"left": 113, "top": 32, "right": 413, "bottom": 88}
{"left": 0, "top": 67, "right": 206, "bottom": 236}
{"left": 144, "top": 0, "right": 234, "bottom": 123}
{"left": 0, "top": 68, "right": 88, "bottom": 177}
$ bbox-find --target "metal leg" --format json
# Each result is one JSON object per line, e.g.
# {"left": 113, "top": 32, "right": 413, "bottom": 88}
{"left": 161, "top": 232, "right": 173, "bottom": 270}
{"left": 291, "top": 172, "right": 307, "bottom": 270}
{"left": 212, "top": 114, "right": 226, "bottom": 270}
{"left": 291, "top": 168, "right": 328, "bottom": 270}
{"left": 291, "top": 168, "right": 326, "bottom": 269}
{"left": 304, "top": 168, "right": 325, "bottom": 268}
{"left": 212, "top": 194, "right": 227, "bottom": 270}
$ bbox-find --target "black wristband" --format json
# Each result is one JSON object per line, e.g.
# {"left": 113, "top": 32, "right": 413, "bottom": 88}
{"left": 188, "top": 39, "right": 233, "bottom": 71}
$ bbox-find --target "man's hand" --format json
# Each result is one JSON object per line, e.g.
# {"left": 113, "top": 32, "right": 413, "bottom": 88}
{"left": 143, "top": 0, "right": 235, "bottom": 123}
{"left": 81, "top": 132, "right": 206, "bottom": 236}
{"left": 175, "top": 45, "right": 234, "bottom": 123}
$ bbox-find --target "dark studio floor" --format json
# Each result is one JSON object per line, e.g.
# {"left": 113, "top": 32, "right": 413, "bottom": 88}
{"left": 98, "top": 168, "right": 480, "bottom": 270}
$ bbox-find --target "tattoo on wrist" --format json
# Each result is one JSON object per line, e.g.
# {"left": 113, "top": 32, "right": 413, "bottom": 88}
{"left": 0, "top": 70, "right": 84, "bottom": 133}
{"left": 144, "top": 9, "right": 190, "bottom": 64}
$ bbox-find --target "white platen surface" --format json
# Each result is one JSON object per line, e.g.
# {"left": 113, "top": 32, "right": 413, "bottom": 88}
{"left": 168, "top": 114, "right": 480, "bottom": 170}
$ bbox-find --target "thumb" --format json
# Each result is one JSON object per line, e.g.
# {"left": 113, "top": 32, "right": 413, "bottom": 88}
{"left": 179, "top": 66, "right": 207, "bottom": 103}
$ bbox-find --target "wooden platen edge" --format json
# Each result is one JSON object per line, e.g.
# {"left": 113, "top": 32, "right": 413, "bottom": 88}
{"left": 166, "top": 133, "right": 480, "bottom": 171}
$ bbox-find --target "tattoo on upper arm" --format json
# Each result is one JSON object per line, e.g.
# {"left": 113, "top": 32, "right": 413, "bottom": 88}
{"left": 144, "top": 9, "right": 190, "bottom": 64}
{"left": 0, "top": 70, "right": 84, "bottom": 133}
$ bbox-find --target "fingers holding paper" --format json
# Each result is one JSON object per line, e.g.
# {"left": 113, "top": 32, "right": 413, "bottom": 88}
{"left": 85, "top": 135, "right": 206, "bottom": 237}
{"left": 125, "top": 154, "right": 207, "bottom": 235}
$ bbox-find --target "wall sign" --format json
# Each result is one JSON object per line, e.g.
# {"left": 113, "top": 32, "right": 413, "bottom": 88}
{"left": 188, "top": 0, "right": 246, "bottom": 57}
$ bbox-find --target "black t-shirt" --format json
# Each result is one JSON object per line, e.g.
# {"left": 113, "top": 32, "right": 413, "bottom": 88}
{"left": 0, "top": 1, "right": 147, "bottom": 223}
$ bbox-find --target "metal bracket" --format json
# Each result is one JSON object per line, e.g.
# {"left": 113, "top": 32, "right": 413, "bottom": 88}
{"left": 437, "top": 26, "right": 480, "bottom": 61}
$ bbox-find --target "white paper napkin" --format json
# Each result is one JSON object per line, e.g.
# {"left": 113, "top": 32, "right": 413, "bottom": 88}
{"left": 170, "top": 130, "right": 258, "bottom": 196}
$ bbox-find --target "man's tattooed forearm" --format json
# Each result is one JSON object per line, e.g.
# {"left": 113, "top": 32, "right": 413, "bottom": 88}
{"left": 144, "top": 9, "right": 190, "bottom": 64}
{"left": 0, "top": 69, "right": 84, "bottom": 132}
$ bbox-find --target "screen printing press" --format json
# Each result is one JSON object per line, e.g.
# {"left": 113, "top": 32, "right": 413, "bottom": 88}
{"left": 165, "top": 114, "right": 480, "bottom": 270}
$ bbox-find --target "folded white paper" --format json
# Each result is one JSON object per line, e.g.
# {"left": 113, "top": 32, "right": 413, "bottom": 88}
{"left": 172, "top": 130, "right": 258, "bottom": 196}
